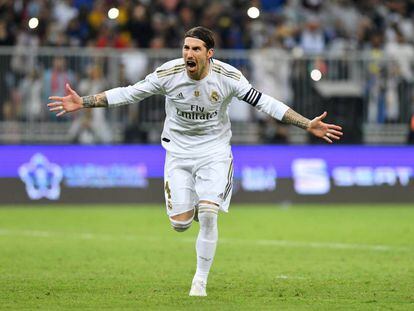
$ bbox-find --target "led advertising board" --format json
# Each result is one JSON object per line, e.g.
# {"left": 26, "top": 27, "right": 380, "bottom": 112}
{"left": 0, "top": 145, "right": 413, "bottom": 204}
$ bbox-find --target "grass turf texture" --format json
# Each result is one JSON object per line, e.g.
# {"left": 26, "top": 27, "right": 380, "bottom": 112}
{"left": 0, "top": 205, "right": 413, "bottom": 310}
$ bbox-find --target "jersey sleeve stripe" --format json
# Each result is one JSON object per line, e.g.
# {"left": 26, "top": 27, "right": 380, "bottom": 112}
{"left": 215, "top": 66, "right": 241, "bottom": 79}
{"left": 157, "top": 66, "right": 185, "bottom": 74}
{"left": 156, "top": 64, "right": 185, "bottom": 73}
{"left": 212, "top": 64, "right": 241, "bottom": 80}
{"left": 157, "top": 68, "right": 185, "bottom": 78}
{"left": 214, "top": 67, "right": 241, "bottom": 80}
{"left": 243, "top": 88, "right": 262, "bottom": 106}
{"left": 156, "top": 64, "right": 185, "bottom": 77}
{"left": 212, "top": 69, "right": 241, "bottom": 81}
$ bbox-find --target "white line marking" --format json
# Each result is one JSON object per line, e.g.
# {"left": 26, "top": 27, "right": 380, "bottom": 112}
{"left": 276, "top": 275, "right": 306, "bottom": 280}
{"left": 215, "top": 238, "right": 409, "bottom": 252}
{"left": 0, "top": 229, "right": 410, "bottom": 252}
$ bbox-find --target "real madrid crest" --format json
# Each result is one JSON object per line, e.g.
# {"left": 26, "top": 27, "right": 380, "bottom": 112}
{"left": 194, "top": 90, "right": 200, "bottom": 97}
{"left": 210, "top": 90, "right": 220, "bottom": 103}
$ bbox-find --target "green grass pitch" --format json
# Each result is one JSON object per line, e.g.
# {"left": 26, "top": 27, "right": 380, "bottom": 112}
{"left": 1, "top": 205, "right": 413, "bottom": 310}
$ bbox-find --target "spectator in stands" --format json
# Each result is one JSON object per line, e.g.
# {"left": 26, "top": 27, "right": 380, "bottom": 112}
{"left": 327, "top": 0, "right": 362, "bottom": 44}
{"left": 53, "top": 0, "right": 79, "bottom": 32}
{"left": 87, "top": 0, "right": 106, "bottom": 33}
{"left": 251, "top": 42, "right": 292, "bottom": 105}
{"left": 177, "top": 6, "right": 195, "bottom": 38}
{"left": 42, "top": 57, "right": 76, "bottom": 117}
{"left": 250, "top": 37, "right": 292, "bottom": 138}
{"left": 18, "top": 68, "right": 43, "bottom": 121}
{"left": 11, "top": 26, "right": 39, "bottom": 77}
{"left": 259, "top": 118, "right": 289, "bottom": 144}
{"left": 126, "top": 3, "right": 153, "bottom": 48}
{"left": 68, "top": 109, "right": 97, "bottom": 144}
{"left": 77, "top": 63, "right": 112, "bottom": 143}
{"left": 299, "top": 16, "right": 326, "bottom": 55}
{"left": 409, "top": 113, "right": 414, "bottom": 144}
{"left": 365, "top": 31, "right": 386, "bottom": 123}
{"left": 0, "top": 20, "right": 14, "bottom": 46}
{"left": 123, "top": 112, "right": 148, "bottom": 144}
{"left": 0, "top": 19, "right": 14, "bottom": 115}
{"left": 121, "top": 42, "right": 149, "bottom": 85}
{"left": 385, "top": 29, "right": 414, "bottom": 123}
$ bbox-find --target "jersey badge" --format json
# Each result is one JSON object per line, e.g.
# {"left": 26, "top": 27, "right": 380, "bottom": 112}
{"left": 194, "top": 90, "right": 200, "bottom": 97}
{"left": 210, "top": 91, "right": 220, "bottom": 103}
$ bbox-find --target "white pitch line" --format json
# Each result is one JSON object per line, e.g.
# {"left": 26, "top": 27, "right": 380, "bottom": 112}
{"left": 0, "top": 229, "right": 410, "bottom": 252}
{"left": 276, "top": 275, "right": 306, "bottom": 280}
{"left": 213, "top": 237, "right": 409, "bottom": 252}
{"left": 254, "top": 239, "right": 397, "bottom": 252}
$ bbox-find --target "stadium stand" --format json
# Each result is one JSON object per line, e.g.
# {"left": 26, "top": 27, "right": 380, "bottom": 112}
{"left": 0, "top": 0, "right": 413, "bottom": 144}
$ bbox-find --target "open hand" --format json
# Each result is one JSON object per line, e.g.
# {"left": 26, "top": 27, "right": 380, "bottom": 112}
{"left": 308, "top": 111, "right": 343, "bottom": 143}
{"left": 47, "top": 83, "right": 83, "bottom": 117}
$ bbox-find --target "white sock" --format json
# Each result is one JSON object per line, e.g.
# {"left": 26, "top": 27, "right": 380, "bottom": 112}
{"left": 194, "top": 209, "right": 218, "bottom": 284}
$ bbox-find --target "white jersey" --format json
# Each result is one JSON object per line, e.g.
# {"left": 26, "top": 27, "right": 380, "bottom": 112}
{"left": 105, "top": 58, "right": 289, "bottom": 157}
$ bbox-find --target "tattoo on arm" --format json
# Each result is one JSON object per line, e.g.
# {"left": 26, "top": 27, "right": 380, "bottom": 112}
{"left": 281, "top": 108, "right": 311, "bottom": 130}
{"left": 81, "top": 93, "right": 108, "bottom": 108}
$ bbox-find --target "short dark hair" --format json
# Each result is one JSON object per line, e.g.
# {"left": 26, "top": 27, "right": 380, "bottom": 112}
{"left": 184, "top": 26, "right": 215, "bottom": 50}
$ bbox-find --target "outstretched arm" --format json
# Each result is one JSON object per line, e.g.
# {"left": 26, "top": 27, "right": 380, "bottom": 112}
{"left": 282, "top": 109, "right": 343, "bottom": 143}
{"left": 48, "top": 83, "right": 108, "bottom": 117}
{"left": 234, "top": 77, "right": 343, "bottom": 143}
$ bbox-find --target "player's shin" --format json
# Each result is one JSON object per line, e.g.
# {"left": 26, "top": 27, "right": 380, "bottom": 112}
{"left": 194, "top": 203, "right": 219, "bottom": 284}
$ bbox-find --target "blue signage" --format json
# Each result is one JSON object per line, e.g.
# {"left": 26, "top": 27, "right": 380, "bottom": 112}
{"left": 0, "top": 145, "right": 413, "bottom": 200}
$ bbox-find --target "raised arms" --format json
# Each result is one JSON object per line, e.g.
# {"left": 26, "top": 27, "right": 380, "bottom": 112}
{"left": 282, "top": 108, "right": 343, "bottom": 143}
{"left": 238, "top": 84, "right": 343, "bottom": 143}
{"left": 48, "top": 83, "right": 108, "bottom": 117}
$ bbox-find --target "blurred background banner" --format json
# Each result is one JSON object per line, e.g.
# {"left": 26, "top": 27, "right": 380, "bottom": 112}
{"left": 1, "top": 145, "right": 413, "bottom": 204}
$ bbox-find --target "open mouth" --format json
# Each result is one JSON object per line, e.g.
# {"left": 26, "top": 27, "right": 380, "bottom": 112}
{"left": 186, "top": 60, "right": 196, "bottom": 69}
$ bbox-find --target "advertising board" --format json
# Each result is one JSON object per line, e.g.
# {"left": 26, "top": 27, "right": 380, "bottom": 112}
{"left": 1, "top": 145, "right": 413, "bottom": 204}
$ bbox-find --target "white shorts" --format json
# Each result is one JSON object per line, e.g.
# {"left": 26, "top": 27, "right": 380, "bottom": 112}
{"left": 163, "top": 148, "right": 233, "bottom": 217}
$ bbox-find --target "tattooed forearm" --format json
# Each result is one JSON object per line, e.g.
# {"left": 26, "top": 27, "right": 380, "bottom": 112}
{"left": 281, "top": 108, "right": 311, "bottom": 130}
{"left": 81, "top": 93, "right": 108, "bottom": 108}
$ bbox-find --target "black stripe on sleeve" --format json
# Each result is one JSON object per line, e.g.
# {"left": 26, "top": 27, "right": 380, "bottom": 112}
{"left": 242, "top": 88, "right": 262, "bottom": 107}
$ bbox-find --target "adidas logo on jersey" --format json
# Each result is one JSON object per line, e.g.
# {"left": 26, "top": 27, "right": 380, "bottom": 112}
{"left": 176, "top": 92, "right": 184, "bottom": 99}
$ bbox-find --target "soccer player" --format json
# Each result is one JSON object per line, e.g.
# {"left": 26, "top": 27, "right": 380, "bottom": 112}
{"left": 48, "top": 26, "right": 343, "bottom": 296}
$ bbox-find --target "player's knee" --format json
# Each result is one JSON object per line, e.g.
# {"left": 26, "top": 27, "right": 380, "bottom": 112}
{"left": 169, "top": 209, "right": 194, "bottom": 232}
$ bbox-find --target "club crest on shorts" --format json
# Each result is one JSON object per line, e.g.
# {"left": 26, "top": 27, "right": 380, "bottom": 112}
{"left": 194, "top": 90, "right": 200, "bottom": 97}
{"left": 210, "top": 90, "right": 220, "bottom": 103}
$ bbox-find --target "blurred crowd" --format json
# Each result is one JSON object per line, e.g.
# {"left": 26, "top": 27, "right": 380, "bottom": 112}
{"left": 0, "top": 0, "right": 413, "bottom": 144}
{"left": 1, "top": 0, "right": 414, "bottom": 50}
